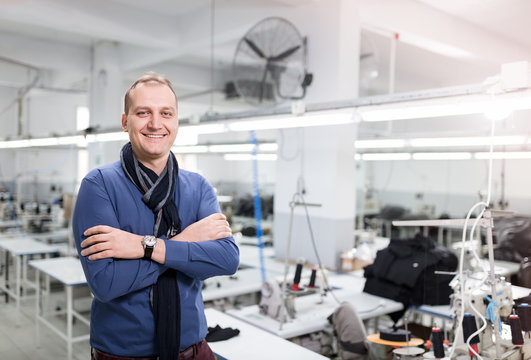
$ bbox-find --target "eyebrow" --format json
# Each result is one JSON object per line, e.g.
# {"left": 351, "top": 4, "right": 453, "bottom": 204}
{"left": 132, "top": 106, "right": 176, "bottom": 112}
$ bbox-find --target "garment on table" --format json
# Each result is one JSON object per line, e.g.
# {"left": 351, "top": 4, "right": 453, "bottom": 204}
{"left": 205, "top": 325, "right": 240, "bottom": 342}
{"left": 363, "top": 233, "right": 457, "bottom": 321}
{"left": 73, "top": 160, "right": 240, "bottom": 357}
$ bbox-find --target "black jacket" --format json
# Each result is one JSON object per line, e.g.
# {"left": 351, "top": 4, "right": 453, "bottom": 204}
{"left": 363, "top": 233, "right": 457, "bottom": 320}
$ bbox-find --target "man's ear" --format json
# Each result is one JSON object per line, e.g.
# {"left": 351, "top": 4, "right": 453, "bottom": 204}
{"left": 121, "top": 113, "right": 128, "bottom": 132}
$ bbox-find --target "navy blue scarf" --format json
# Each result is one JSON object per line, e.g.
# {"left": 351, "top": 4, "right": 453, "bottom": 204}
{"left": 121, "top": 142, "right": 181, "bottom": 360}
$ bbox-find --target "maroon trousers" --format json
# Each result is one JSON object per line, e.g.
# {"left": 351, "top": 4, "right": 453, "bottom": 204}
{"left": 91, "top": 339, "right": 215, "bottom": 360}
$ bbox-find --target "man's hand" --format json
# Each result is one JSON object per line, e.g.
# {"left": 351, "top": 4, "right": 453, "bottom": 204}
{"left": 172, "top": 213, "right": 232, "bottom": 242}
{"left": 80, "top": 225, "right": 143, "bottom": 261}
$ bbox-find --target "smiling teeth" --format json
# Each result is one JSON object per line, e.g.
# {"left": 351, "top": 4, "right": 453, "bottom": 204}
{"left": 145, "top": 135, "right": 164, "bottom": 138}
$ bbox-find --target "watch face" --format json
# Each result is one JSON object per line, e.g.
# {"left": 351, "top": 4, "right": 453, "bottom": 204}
{"left": 143, "top": 235, "right": 157, "bottom": 247}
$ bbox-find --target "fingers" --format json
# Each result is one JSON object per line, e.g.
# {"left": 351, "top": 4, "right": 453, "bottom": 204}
{"left": 80, "top": 241, "right": 110, "bottom": 258}
{"left": 207, "top": 213, "right": 226, "bottom": 220}
{"left": 215, "top": 225, "right": 233, "bottom": 239}
{"left": 86, "top": 250, "right": 114, "bottom": 261}
{"left": 80, "top": 233, "right": 107, "bottom": 248}
{"left": 84, "top": 225, "right": 113, "bottom": 237}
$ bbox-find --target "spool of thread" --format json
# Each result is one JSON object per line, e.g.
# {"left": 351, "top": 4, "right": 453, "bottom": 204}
{"left": 462, "top": 313, "right": 479, "bottom": 356}
{"left": 308, "top": 268, "right": 317, "bottom": 288}
{"left": 516, "top": 303, "right": 531, "bottom": 332}
{"left": 431, "top": 327, "right": 445, "bottom": 359}
{"left": 291, "top": 262, "right": 303, "bottom": 291}
{"left": 509, "top": 314, "right": 524, "bottom": 345}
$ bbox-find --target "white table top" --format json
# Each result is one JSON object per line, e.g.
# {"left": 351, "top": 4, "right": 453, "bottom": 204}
{"left": 0, "top": 220, "right": 20, "bottom": 228}
{"left": 205, "top": 308, "right": 328, "bottom": 360}
{"left": 237, "top": 244, "right": 278, "bottom": 269}
{"left": 0, "top": 237, "right": 60, "bottom": 255}
{"left": 30, "top": 228, "right": 70, "bottom": 243}
{"left": 227, "top": 272, "right": 403, "bottom": 339}
{"left": 29, "top": 256, "right": 87, "bottom": 286}
{"left": 203, "top": 267, "right": 264, "bottom": 302}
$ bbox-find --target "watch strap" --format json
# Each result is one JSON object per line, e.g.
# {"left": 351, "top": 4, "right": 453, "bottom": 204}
{"left": 143, "top": 245, "right": 154, "bottom": 260}
{"left": 142, "top": 235, "right": 156, "bottom": 260}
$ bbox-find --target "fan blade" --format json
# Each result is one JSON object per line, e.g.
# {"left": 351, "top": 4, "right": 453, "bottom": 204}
{"left": 259, "top": 65, "right": 269, "bottom": 103}
{"left": 270, "top": 45, "right": 301, "bottom": 62}
{"left": 244, "top": 38, "right": 266, "bottom": 59}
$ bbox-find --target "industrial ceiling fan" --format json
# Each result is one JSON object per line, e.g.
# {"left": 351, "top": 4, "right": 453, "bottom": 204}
{"left": 231, "top": 17, "right": 312, "bottom": 106}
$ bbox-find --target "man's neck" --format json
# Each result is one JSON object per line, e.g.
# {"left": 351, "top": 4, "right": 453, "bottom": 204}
{"left": 138, "top": 156, "right": 169, "bottom": 176}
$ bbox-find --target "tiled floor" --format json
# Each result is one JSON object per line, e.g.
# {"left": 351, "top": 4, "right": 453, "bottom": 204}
{"left": 0, "top": 289, "right": 91, "bottom": 360}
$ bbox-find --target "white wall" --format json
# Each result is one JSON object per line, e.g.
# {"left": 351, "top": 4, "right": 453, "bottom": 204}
{"left": 26, "top": 92, "right": 86, "bottom": 137}
{"left": 194, "top": 154, "right": 276, "bottom": 196}
{"left": 360, "top": 158, "right": 531, "bottom": 217}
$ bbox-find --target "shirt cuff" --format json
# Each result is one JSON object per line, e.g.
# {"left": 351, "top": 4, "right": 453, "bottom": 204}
{"left": 163, "top": 238, "right": 190, "bottom": 268}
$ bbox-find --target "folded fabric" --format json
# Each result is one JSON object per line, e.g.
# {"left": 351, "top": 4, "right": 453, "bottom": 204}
{"left": 206, "top": 325, "right": 240, "bottom": 342}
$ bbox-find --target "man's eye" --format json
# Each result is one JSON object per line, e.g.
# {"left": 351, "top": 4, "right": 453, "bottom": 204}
{"left": 162, "top": 112, "right": 173, "bottom": 117}
{"left": 137, "top": 111, "right": 149, "bottom": 116}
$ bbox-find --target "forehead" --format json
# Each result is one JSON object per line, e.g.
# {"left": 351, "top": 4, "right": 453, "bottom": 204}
{"left": 129, "top": 83, "right": 177, "bottom": 108}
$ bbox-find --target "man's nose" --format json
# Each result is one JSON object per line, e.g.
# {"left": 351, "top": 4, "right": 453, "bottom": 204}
{"left": 148, "top": 113, "right": 163, "bottom": 129}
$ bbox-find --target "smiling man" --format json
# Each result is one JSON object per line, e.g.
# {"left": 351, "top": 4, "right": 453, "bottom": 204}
{"left": 73, "top": 73, "right": 239, "bottom": 360}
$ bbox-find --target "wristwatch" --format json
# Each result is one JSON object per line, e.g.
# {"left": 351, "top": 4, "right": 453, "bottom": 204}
{"left": 142, "top": 235, "right": 157, "bottom": 260}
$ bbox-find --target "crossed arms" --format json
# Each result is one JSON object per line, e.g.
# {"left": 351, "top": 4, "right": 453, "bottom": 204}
{"left": 72, "top": 169, "right": 239, "bottom": 302}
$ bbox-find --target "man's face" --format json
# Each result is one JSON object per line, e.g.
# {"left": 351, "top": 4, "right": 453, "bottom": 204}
{"left": 122, "top": 83, "right": 178, "bottom": 167}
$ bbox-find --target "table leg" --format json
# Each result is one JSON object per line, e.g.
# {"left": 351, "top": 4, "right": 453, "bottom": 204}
{"left": 22, "top": 255, "right": 27, "bottom": 297}
{"left": 35, "top": 268, "right": 40, "bottom": 348}
{"left": 5, "top": 250, "right": 8, "bottom": 303}
{"left": 67, "top": 286, "right": 73, "bottom": 360}
{"left": 15, "top": 253, "right": 21, "bottom": 325}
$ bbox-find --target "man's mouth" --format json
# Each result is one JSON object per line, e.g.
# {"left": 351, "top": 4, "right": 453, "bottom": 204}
{"left": 144, "top": 134, "right": 165, "bottom": 138}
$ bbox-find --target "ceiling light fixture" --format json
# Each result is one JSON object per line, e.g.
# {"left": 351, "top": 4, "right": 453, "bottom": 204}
{"left": 361, "top": 153, "right": 411, "bottom": 161}
{"left": 171, "top": 145, "right": 209, "bottom": 153}
{"left": 412, "top": 152, "right": 472, "bottom": 160}
{"left": 474, "top": 152, "right": 531, "bottom": 160}
{"left": 356, "top": 139, "right": 406, "bottom": 149}
{"left": 358, "top": 90, "right": 531, "bottom": 122}
{"left": 227, "top": 110, "right": 356, "bottom": 132}
{"left": 223, "top": 154, "right": 278, "bottom": 161}
{"left": 410, "top": 135, "right": 525, "bottom": 148}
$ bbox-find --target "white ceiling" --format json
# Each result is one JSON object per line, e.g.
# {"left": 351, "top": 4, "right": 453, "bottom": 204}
{"left": 1, "top": 0, "right": 531, "bottom": 135}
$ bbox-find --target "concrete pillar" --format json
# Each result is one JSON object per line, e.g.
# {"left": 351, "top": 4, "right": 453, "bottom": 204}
{"left": 273, "top": 0, "right": 360, "bottom": 269}
{"left": 88, "top": 41, "right": 123, "bottom": 170}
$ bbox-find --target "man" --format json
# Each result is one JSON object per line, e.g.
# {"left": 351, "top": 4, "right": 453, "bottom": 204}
{"left": 73, "top": 73, "right": 239, "bottom": 360}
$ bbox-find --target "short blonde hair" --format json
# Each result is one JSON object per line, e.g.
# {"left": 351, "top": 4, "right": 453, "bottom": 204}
{"left": 124, "top": 72, "right": 177, "bottom": 114}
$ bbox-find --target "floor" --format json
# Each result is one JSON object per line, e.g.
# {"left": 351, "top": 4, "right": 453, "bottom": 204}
{"left": 0, "top": 283, "right": 91, "bottom": 360}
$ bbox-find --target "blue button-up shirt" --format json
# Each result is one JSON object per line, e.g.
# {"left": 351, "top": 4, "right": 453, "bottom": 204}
{"left": 73, "top": 161, "right": 239, "bottom": 357}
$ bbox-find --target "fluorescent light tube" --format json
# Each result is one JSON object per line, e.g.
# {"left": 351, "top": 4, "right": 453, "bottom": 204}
{"left": 0, "top": 140, "right": 31, "bottom": 148}
{"left": 474, "top": 152, "right": 531, "bottom": 160}
{"left": 361, "top": 153, "right": 411, "bottom": 161}
{"left": 171, "top": 145, "right": 209, "bottom": 153}
{"left": 223, "top": 154, "right": 278, "bottom": 161}
{"left": 227, "top": 111, "right": 355, "bottom": 131}
{"left": 356, "top": 139, "right": 406, "bottom": 149}
{"left": 182, "top": 123, "right": 228, "bottom": 134}
{"left": 28, "top": 138, "right": 60, "bottom": 146}
{"left": 91, "top": 132, "right": 129, "bottom": 142}
{"left": 358, "top": 92, "right": 531, "bottom": 122}
{"left": 410, "top": 136, "right": 525, "bottom": 147}
{"left": 412, "top": 152, "right": 472, "bottom": 160}
{"left": 209, "top": 144, "right": 255, "bottom": 153}
{"left": 258, "top": 143, "right": 278, "bottom": 151}
{"left": 57, "top": 135, "right": 87, "bottom": 146}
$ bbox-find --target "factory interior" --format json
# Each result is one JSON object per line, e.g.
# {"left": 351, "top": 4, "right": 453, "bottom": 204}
{"left": 2, "top": 0, "right": 531, "bottom": 359}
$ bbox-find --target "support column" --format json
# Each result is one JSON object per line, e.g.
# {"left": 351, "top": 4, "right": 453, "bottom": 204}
{"left": 88, "top": 41, "right": 123, "bottom": 170}
{"left": 273, "top": 0, "right": 360, "bottom": 269}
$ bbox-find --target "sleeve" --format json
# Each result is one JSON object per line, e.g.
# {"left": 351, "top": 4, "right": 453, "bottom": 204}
{"left": 164, "top": 176, "right": 240, "bottom": 280}
{"left": 72, "top": 171, "right": 167, "bottom": 303}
